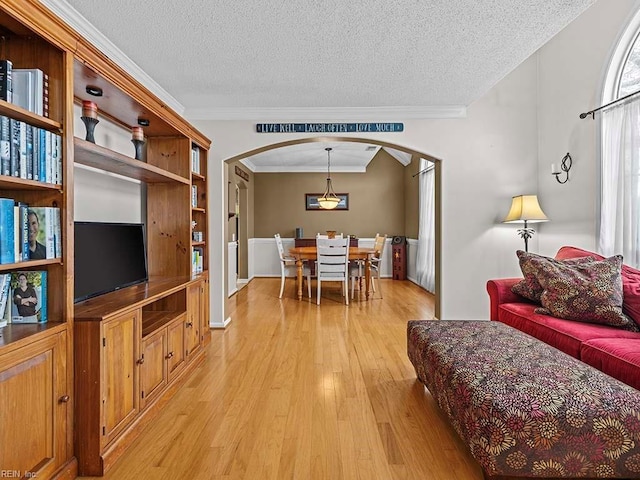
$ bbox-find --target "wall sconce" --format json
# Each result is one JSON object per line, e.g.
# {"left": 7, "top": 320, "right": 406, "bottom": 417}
{"left": 551, "top": 152, "right": 572, "bottom": 184}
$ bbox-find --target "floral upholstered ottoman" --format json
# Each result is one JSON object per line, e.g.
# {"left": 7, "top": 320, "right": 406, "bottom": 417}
{"left": 407, "top": 320, "right": 640, "bottom": 479}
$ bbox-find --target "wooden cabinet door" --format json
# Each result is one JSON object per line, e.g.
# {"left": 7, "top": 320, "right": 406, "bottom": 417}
{"left": 102, "top": 310, "right": 139, "bottom": 447}
{"left": 167, "top": 314, "right": 186, "bottom": 381}
{"left": 185, "top": 283, "right": 201, "bottom": 359}
{"left": 200, "top": 276, "right": 210, "bottom": 345}
{"left": 140, "top": 328, "right": 167, "bottom": 410}
{"left": 0, "top": 331, "right": 68, "bottom": 479}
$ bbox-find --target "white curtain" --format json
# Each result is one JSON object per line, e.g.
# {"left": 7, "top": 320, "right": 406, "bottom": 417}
{"left": 599, "top": 100, "right": 640, "bottom": 267}
{"left": 416, "top": 158, "right": 435, "bottom": 292}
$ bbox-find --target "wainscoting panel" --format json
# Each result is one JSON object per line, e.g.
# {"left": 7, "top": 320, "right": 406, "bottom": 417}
{"left": 248, "top": 238, "right": 255, "bottom": 281}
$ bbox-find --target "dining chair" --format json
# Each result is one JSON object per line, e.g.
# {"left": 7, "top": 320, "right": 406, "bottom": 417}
{"left": 275, "top": 233, "right": 311, "bottom": 298}
{"left": 370, "top": 233, "right": 387, "bottom": 298}
{"left": 316, "top": 237, "right": 350, "bottom": 305}
{"left": 349, "top": 259, "right": 364, "bottom": 299}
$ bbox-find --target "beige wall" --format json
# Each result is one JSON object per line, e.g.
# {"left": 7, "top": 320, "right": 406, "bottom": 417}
{"left": 253, "top": 149, "right": 406, "bottom": 238}
{"left": 403, "top": 156, "right": 421, "bottom": 239}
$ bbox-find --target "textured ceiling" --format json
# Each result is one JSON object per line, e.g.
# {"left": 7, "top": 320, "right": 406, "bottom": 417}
{"left": 57, "top": 0, "right": 596, "bottom": 120}
{"left": 50, "top": 0, "right": 595, "bottom": 171}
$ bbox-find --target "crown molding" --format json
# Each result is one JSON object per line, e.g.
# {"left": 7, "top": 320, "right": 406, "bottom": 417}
{"left": 239, "top": 159, "right": 367, "bottom": 173}
{"left": 186, "top": 105, "right": 467, "bottom": 121}
{"left": 39, "top": 0, "right": 185, "bottom": 116}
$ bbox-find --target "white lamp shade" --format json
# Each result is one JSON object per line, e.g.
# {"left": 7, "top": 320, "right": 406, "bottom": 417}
{"left": 503, "top": 195, "right": 549, "bottom": 223}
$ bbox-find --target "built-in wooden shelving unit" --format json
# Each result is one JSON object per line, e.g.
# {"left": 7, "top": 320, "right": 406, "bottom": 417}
{"left": 0, "top": 1, "right": 212, "bottom": 478}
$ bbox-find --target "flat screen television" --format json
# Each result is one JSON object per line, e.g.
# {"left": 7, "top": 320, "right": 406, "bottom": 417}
{"left": 74, "top": 222, "right": 148, "bottom": 303}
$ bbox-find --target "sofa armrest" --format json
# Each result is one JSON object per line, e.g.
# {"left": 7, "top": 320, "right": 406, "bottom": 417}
{"left": 486, "top": 278, "right": 526, "bottom": 321}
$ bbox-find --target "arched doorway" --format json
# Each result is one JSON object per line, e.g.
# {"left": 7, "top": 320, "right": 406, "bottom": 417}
{"left": 223, "top": 136, "right": 441, "bottom": 317}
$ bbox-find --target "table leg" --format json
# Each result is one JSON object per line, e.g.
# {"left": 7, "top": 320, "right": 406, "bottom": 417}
{"left": 365, "top": 257, "right": 371, "bottom": 300}
{"left": 296, "top": 259, "right": 303, "bottom": 300}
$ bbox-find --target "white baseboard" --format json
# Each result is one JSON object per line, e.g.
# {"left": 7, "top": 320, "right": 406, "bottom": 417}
{"left": 210, "top": 316, "right": 231, "bottom": 329}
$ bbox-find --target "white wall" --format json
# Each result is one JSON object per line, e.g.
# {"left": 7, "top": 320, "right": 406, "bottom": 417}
{"left": 194, "top": 55, "right": 539, "bottom": 322}
{"left": 67, "top": 0, "right": 638, "bottom": 325}
{"left": 73, "top": 104, "right": 144, "bottom": 223}
{"left": 536, "top": 0, "right": 640, "bottom": 256}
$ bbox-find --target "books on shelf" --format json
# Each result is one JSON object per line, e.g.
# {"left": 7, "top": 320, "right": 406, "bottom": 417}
{"left": 192, "top": 246, "right": 204, "bottom": 275}
{"left": 191, "top": 185, "right": 198, "bottom": 208}
{"left": 12, "top": 68, "right": 48, "bottom": 117}
{"left": 191, "top": 145, "right": 200, "bottom": 174}
{"left": 28, "top": 206, "right": 60, "bottom": 260}
{"left": 0, "top": 60, "right": 12, "bottom": 102}
{"left": 8, "top": 270, "right": 47, "bottom": 323}
{"left": 0, "top": 116, "right": 61, "bottom": 184}
{"left": 0, "top": 198, "right": 14, "bottom": 264}
{"left": 0, "top": 115, "right": 9, "bottom": 176}
{"left": 0, "top": 273, "right": 10, "bottom": 327}
{"left": 0, "top": 199, "right": 60, "bottom": 263}
{"left": 14, "top": 202, "right": 28, "bottom": 262}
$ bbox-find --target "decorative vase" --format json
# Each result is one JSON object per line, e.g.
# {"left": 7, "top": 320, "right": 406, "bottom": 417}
{"left": 81, "top": 116, "right": 99, "bottom": 143}
{"left": 81, "top": 100, "right": 99, "bottom": 143}
{"left": 131, "top": 139, "right": 145, "bottom": 160}
{"left": 131, "top": 126, "right": 145, "bottom": 160}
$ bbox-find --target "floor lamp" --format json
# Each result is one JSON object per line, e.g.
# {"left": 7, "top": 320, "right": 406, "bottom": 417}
{"left": 503, "top": 195, "right": 549, "bottom": 252}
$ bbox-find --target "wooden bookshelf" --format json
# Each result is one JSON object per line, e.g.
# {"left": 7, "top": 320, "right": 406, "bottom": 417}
{"left": 74, "top": 137, "right": 191, "bottom": 184}
{"left": 0, "top": 1, "right": 212, "bottom": 479}
{"left": 191, "top": 144, "right": 208, "bottom": 278}
{"left": 0, "top": 98, "right": 62, "bottom": 131}
{"left": 0, "top": 175, "right": 63, "bottom": 190}
{"left": 0, "top": 3, "right": 74, "bottom": 479}
{"left": 0, "top": 258, "right": 62, "bottom": 272}
{"left": 0, "top": 320, "right": 65, "bottom": 348}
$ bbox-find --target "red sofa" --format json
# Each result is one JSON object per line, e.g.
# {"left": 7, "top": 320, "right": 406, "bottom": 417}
{"left": 487, "top": 246, "right": 640, "bottom": 390}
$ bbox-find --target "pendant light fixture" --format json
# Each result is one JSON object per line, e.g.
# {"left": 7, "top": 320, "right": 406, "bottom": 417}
{"left": 318, "top": 147, "right": 340, "bottom": 209}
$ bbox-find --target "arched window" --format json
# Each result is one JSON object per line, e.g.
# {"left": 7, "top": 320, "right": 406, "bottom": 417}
{"left": 598, "top": 9, "right": 640, "bottom": 267}
{"left": 619, "top": 39, "right": 640, "bottom": 97}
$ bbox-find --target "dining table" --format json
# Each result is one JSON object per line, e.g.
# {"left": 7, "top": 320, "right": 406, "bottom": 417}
{"left": 288, "top": 246, "right": 378, "bottom": 301}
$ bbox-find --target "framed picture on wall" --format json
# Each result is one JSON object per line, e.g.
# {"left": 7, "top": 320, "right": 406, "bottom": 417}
{"left": 305, "top": 193, "right": 349, "bottom": 211}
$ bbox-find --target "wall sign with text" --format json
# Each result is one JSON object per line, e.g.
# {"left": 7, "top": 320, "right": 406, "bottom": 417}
{"left": 256, "top": 123, "right": 404, "bottom": 133}
{"left": 235, "top": 165, "right": 249, "bottom": 182}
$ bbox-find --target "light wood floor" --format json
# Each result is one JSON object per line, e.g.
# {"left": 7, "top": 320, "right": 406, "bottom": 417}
{"left": 82, "top": 279, "right": 483, "bottom": 480}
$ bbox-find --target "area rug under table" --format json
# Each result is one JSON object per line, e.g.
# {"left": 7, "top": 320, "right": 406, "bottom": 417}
{"left": 407, "top": 319, "right": 640, "bottom": 479}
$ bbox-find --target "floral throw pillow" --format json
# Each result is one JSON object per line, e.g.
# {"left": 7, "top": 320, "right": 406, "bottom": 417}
{"left": 530, "top": 254, "right": 639, "bottom": 332}
{"left": 511, "top": 250, "right": 594, "bottom": 302}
